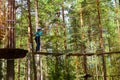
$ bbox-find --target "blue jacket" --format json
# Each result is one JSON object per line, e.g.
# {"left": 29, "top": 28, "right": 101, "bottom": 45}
{"left": 35, "top": 31, "right": 42, "bottom": 37}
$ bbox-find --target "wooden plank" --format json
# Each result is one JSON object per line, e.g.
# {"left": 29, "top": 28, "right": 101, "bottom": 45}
{"left": 32, "top": 51, "right": 120, "bottom": 57}
{"left": 32, "top": 52, "right": 63, "bottom": 56}
{"left": 67, "top": 51, "right": 120, "bottom": 56}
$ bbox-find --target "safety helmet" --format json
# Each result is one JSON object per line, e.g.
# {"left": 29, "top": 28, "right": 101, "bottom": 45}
{"left": 37, "top": 27, "right": 42, "bottom": 30}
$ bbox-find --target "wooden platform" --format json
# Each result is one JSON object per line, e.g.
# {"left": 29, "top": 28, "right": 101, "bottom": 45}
{"left": 0, "top": 48, "right": 28, "bottom": 59}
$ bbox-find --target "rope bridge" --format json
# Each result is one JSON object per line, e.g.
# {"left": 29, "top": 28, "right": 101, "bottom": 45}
{"left": 32, "top": 51, "right": 120, "bottom": 79}
{"left": 32, "top": 51, "right": 120, "bottom": 56}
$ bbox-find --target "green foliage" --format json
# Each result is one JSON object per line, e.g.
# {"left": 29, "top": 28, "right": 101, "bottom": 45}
{"left": 2, "top": 0, "right": 120, "bottom": 80}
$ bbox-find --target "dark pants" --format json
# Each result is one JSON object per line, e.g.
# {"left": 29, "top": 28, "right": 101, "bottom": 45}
{"left": 35, "top": 36, "right": 40, "bottom": 52}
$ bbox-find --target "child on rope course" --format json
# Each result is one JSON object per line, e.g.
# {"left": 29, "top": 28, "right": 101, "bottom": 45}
{"left": 34, "top": 27, "right": 43, "bottom": 52}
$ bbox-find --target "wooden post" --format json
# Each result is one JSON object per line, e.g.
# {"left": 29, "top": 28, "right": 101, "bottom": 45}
{"left": 6, "top": 0, "right": 15, "bottom": 80}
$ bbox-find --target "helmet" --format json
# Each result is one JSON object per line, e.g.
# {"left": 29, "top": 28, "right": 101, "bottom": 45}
{"left": 37, "top": 27, "right": 42, "bottom": 30}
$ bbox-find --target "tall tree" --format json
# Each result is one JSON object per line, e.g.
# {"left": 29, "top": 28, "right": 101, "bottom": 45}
{"left": 7, "top": 0, "right": 15, "bottom": 80}
{"left": 27, "top": 0, "right": 36, "bottom": 80}
{"left": 115, "top": 0, "right": 120, "bottom": 44}
{"left": 62, "top": 0, "right": 67, "bottom": 51}
{"left": 34, "top": 0, "right": 41, "bottom": 80}
{"left": 80, "top": 1, "right": 87, "bottom": 79}
{"left": 34, "top": 0, "right": 39, "bottom": 31}
{"left": 96, "top": 0, "right": 107, "bottom": 80}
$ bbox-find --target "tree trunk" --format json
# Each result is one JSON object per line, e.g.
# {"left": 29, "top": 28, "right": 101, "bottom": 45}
{"left": 7, "top": 0, "right": 15, "bottom": 80}
{"left": 34, "top": 0, "right": 39, "bottom": 31}
{"left": 17, "top": 59, "right": 20, "bottom": 80}
{"left": 34, "top": 0, "right": 41, "bottom": 80}
{"left": 75, "top": 56, "right": 80, "bottom": 80}
{"left": 115, "top": 0, "right": 120, "bottom": 43}
{"left": 80, "top": 8, "right": 87, "bottom": 80}
{"left": 61, "top": 3, "right": 68, "bottom": 79}
{"left": 55, "top": 56, "right": 59, "bottom": 79}
{"left": 119, "top": 0, "right": 120, "bottom": 5}
{"left": 65, "top": 56, "right": 70, "bottom": 80}
{"left": 96, "top": 0, "right": 107, "bottom": 80}
{"left": 24, "top": 64, "right": 27, "bottom": 80}
{"left": 0, "top": 1, "right": 6, "bottom": 79}
{"left": 62, "top": 2, "right": 67, "bottom": 50}
{"left": 27, "top": 0, "right": 36, "bottom": 80}
{"left": 54, "top": 11, "right": 60, "bottom": 79}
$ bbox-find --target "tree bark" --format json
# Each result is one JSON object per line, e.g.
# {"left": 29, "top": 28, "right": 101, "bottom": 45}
{"left": 96, "top": 0, "right": 107, "bottom": 80}
{"left": 17, "top": 60, "right": 21, "bottom": 80}
{"left": 115, "top": 0, "right": 120, "bottom": 43}
{"left": 62, "top": 2, "right": 67, "bottom": 50}
{"left": 80, "top": 8, "right": 87, "bottom": 80}
{"left": 119, "top": 0, "right": 120, "bottom": 5}
{"left": 0, "top": 1, "right": 5, "bottom": 79}
{"left": 34, "top": 0, "right": 39, "bottom": 31}
{"left": 7, "top": 0, "right": 15, "bottom": 80}
{"left": 27, "top": 0, "right": 36, "bottom": 80}
{"left": 34, "top": 0, "right": 41, "bottom": 80}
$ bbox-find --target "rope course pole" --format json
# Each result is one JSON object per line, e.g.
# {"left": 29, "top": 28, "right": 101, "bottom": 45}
{"left": 6, "top": 0, "right": 15, "bottom": 80}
